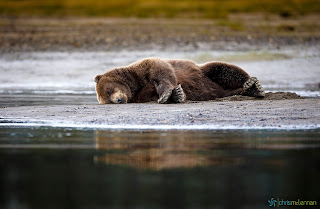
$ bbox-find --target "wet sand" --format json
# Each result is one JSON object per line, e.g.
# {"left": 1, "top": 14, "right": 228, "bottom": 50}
{"left": 1, "top": 93, "right": 319, "bottom": 129}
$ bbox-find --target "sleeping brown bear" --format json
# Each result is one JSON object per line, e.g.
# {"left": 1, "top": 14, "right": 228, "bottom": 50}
{"left": 94, "top": 58, "right": 265, "bottom": 104}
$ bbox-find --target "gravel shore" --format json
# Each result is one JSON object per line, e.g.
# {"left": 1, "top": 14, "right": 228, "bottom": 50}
{"left": 1, "top": 15, "right": 319, "bottom": 52}
{"left": 1, "top": 94, "right": 319, "bottom": 130}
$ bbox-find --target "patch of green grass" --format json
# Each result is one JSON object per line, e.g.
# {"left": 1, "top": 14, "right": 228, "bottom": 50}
{"left": 0, "top": 0, "right": 319, "bottom": 18}
{"left": 215, "top": 21, "right": 244, "bottom": 31}
{"left": 277, "top": 24, "right": 296, "bottom": 32}
{"left": 188, "top": 51, "right": 291, "bottom": 63}
{"left": 218, "top": 51, "right": 292, "bottom": 62}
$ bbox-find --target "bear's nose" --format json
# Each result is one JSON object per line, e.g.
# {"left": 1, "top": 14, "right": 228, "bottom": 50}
{"left": 116, "top": 98, "right": 122, "bottom": 104}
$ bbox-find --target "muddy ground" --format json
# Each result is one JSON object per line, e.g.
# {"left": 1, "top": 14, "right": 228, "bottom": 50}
{"left": 1, "top": 93, "right": 319, "bottom": 129}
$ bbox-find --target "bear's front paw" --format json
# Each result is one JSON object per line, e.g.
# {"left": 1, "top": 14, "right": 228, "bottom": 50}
{"left": 254, "top": 79, "right": 265, "bottom": 97}
{"left": 243, "top": 77, "right": 258, "bottom": 90}
{"left": 158, "top": 89, "right": 173, "bottom": 104}
{"left": 172, "top": 84, "right": 186, "bottom": 103}
{"left": 243, "top": 77, "right": 265, "bottom": 97}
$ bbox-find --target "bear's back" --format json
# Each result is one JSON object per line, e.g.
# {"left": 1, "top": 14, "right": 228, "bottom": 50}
{"left": 167, "top": 59, "right": 199, "bottom": 72}
{"left": 167, "top": 59, "right": 224, "bottom": 100}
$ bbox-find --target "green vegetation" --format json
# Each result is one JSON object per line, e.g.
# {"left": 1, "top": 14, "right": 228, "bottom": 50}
{"left": 0, "top": 0, "right": 319, "bottom": 18}
{"left": 188, "top": 51, "right": 291, "bottom": 63}
{"left": 215, "top": 21, "right": 244, "bottom": 31}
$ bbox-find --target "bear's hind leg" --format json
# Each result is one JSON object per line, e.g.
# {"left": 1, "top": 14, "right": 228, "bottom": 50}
{"left": 242, "top": 77, "right": 265, "bottom": 97}
{"left": 201, "top": 62, "right": 250, "bottom": 90}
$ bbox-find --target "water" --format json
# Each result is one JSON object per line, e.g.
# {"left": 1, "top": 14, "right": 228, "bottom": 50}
{"left": 1, "top": 127, "right": 320, "bottom": 209}
{"left": 1, "top": 48, "right": 320, "bottom": 107}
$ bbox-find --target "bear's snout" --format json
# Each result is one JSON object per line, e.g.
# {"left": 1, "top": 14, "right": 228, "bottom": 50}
{"left": 110, "top": 90, "right": 128, "bottom": 104}
{"left": 115, "top": 98, "right": 126, "bottom": 104}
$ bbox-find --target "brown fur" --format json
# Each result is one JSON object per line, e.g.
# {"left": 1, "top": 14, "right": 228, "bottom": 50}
{"left": 94, "top": 58, "right": 255, "bottom": 104}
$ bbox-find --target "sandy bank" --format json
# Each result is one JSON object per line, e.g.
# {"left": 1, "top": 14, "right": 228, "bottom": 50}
{"left": 1, "top": 96, "right": 319, "bottom": 130}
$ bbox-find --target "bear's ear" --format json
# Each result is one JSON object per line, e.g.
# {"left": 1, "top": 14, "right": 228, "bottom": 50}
{"left": 94, "top": 75, "right": 102, "bottom": 83}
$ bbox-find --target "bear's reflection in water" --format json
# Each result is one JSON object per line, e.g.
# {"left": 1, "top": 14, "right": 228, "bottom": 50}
{"left": 94, "top": 130, "right": 320, "bottom": 170}
{"left": 94, "top": 130, "right": 246, "bottom": 170}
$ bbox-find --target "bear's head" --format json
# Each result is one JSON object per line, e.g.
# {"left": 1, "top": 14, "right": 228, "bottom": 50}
{"left": 94, "top": 74, "right": 131, "bottom": 104}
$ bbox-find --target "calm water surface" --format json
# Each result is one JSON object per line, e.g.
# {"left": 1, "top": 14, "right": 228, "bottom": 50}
{"left": 1, "top": 127, "right": 319, "bottom": 209}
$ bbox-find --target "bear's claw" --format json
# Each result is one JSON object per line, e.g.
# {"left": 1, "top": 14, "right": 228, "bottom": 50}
{"left": 243, "top": 77, "right": 265, "bottom": 97}
{"left": 158, "top": 89, "right": 173, "bottom": 104}
{"left": 172, "top": 84, "right": 185, "bottom": 103}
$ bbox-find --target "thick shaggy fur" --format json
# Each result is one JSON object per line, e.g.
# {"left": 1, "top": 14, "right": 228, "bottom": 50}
{"left": 94, "top": 58, "right": 264, "bottom": 104}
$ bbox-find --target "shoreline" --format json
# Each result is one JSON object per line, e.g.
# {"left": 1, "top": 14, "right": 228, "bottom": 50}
{"left": 1, "top": 121, "right": 319, "bottom": 131}
{"left": 1, "top": 97, "right": 319, "bottom": 131}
